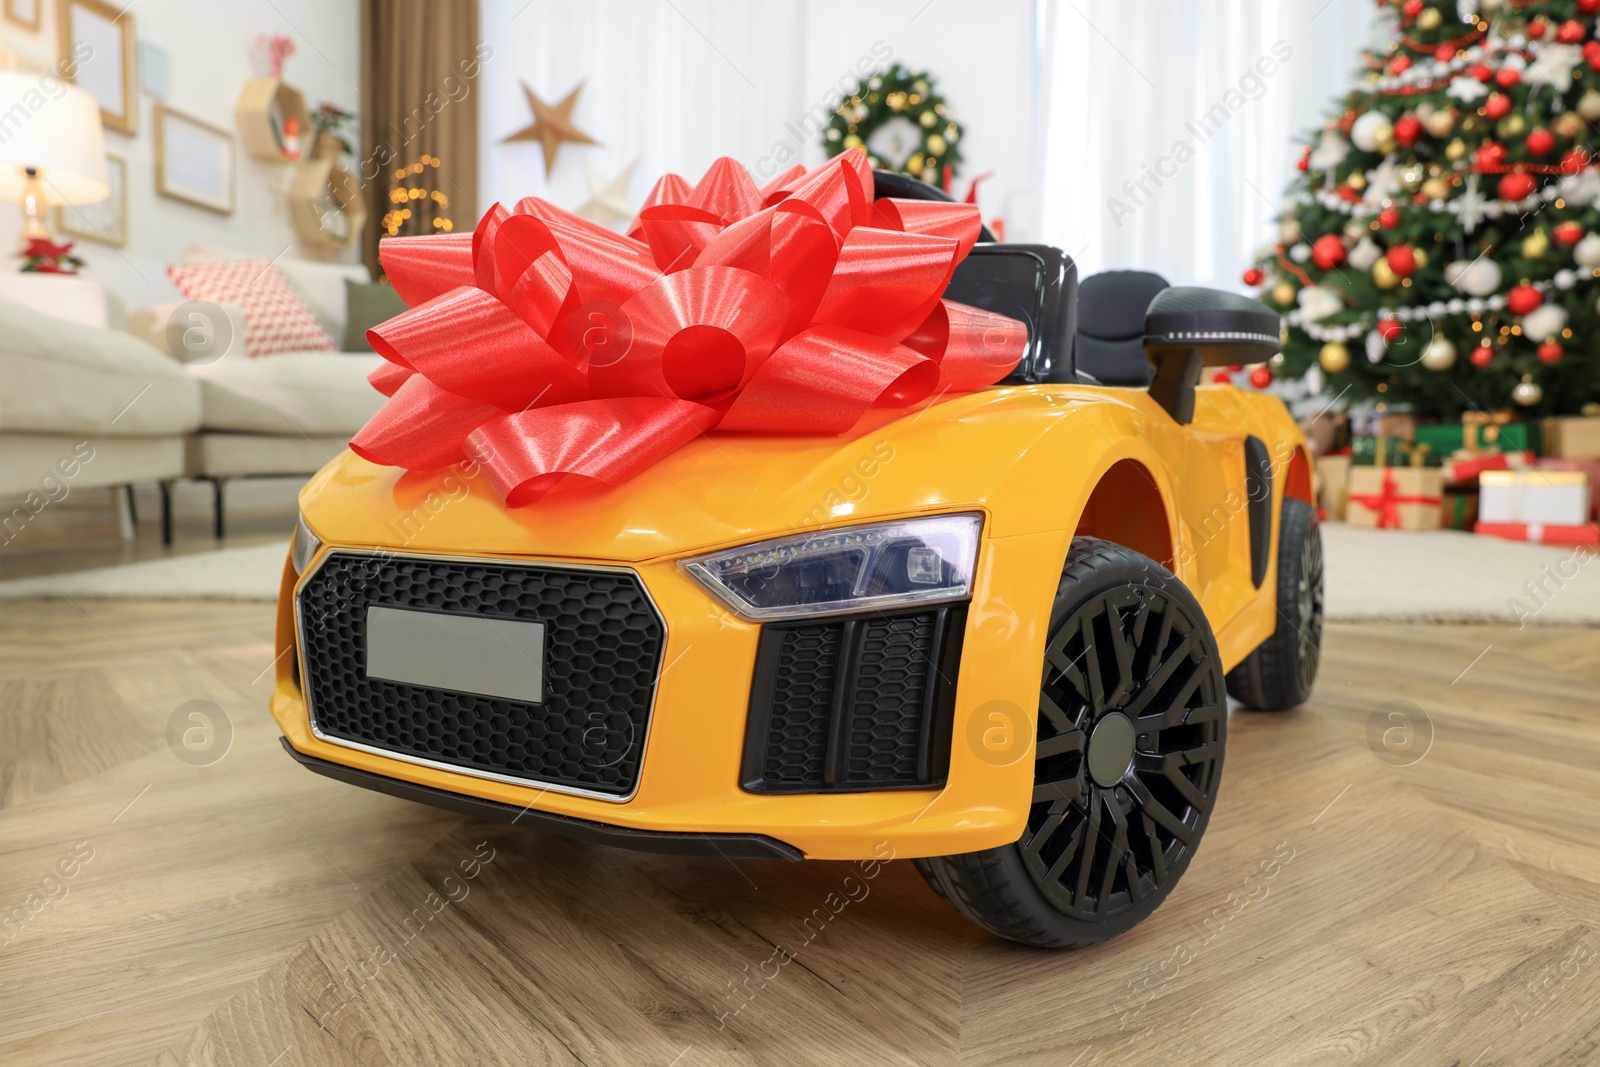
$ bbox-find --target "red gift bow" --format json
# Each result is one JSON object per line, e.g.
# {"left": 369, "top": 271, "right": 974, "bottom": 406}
{"left": 1349, "top": 468, "right": 1441, "bottom": 529}
{"left": 350, "top": 150, "right": 1027, "bottom": 506}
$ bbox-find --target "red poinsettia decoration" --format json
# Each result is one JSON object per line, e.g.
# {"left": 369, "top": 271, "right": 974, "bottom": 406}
{"left": 353, "top": 150, "right": 1026, "bottom": 506}
{"left": 18, "top": 237, "right": 85, "bottom": 275}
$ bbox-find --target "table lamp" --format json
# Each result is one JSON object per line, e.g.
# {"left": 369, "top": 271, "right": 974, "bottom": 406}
{"left": 0, "top": 72, "right": 109, "bottom": 248}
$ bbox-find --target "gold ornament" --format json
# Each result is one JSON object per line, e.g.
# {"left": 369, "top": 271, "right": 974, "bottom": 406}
{"left": 926, "top": 133, "right": 947, "bottom": 156}
{"left": 843, "top": 133, "right": 863, "bottom": 149}
{"left": 1497, "top": 113, "right": 1527, "bottom": 138}
{"left": 1512, "top": 374, "right": 1543, "bottom": 406}
{"left": 1344, "top": 219, "right": 1367, "bottom": 241}
{"left": 1271, "top": 281, "right": 1297, "bottom": 306}
{"left": 1372, "top": 258, "right": 1400, "bottom": 288}
{"left": 1348, "top": 172, "right": 1367, "bottom": 192}
{"left": 1375, "top": 131, "right": 1397, "bottom": 154}
{"left": 1424, "top": 109, "right": 1456, "bottom": 138}
{"left": 500, "top": 81, "right": 601, "bottom": 177}
{"left": 1580, "top": 90, "right": 1600, "bottom": 121}
{"left": 1421, "top": 177, "right": 1451, "bottom": 199}
{"left": 1319, "top": 341, "right": 1352, "bottom": 373}
{"left": 919, "top": 110, "right": 937, "bottom": 128}
{"left": 1555, "top": 112, "right": 1585, "bottom": 139}
{"left": 1522, "top": 227, "right": 1549, "bottom": 259}
{"left": 1420, "top": 336, "right": 1457, "bottom": 370}
{"left": 1280, "top": 219, "right": 1301, "bottom": 244}
{"left": 1414, "top": 248, "right": 1429, "bottom": 269}
{"left": 1445, "top": 138, "right": 1467, "bottom": 161}
{"left": 1417, "top": 7, "right": 1442, "bottom": 29}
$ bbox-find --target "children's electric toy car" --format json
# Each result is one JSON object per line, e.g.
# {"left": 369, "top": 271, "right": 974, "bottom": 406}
{"left": 274, "top": 170, "right": 1322, "bottom": 949}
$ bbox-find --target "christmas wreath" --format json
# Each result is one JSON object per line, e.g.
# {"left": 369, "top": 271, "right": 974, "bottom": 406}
{"left": 824, "top": 63, "right": 963, "bottom": 187}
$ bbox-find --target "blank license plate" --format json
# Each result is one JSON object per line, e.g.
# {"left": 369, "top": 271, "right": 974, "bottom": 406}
{"left": 365, "top": 606, "right": 546, "bottom": 704}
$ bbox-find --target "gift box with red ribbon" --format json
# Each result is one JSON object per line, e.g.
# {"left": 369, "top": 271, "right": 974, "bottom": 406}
{"left": 1475, "top": 522, "right": 1600, "bottom": 547}
{"left": 349, "top": 151, "right": 1027, "bottom": 507}
{"left": 1346, "top": 465, "right": 1443, "bottom": 530}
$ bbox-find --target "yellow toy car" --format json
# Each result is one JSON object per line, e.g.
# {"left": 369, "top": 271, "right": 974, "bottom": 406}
{"left": 274, "top": 162, "right": 1321, "bottom": 949}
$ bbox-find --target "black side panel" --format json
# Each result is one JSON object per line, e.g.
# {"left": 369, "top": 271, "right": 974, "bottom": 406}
{"left": 281, "top": 739, "right": 804, "bottom": 861}
{"left": 1244, "top": 435, "right": 1273, "bottom": 589}
{"left": 742, "top": 606, "right": 965, "bottom": 794}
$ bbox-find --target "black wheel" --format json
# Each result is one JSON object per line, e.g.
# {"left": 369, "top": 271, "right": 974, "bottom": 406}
{"left": 915, "top": 538, "right": 1226, "bottom": 949}
{"left": 1226, "top": 497, "right": 1323, "bottom": 712}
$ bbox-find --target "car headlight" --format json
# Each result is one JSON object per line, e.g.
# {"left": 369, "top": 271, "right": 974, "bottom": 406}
{"left": 290, "top": 514, "right": 323, "bottom": 575}
{"left": 682, "top": 513, "right": 982, "bottom": 621}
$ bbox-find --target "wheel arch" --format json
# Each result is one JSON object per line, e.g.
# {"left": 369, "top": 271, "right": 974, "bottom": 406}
{"left": 1072, "top": 457, "right": 1178, "bottom": 572}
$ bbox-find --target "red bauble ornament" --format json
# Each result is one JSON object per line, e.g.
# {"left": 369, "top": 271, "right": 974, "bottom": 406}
{"left": 1588, "top": 46, "right": 1600, "bottom": 72}
{"left": 1377, "top": 319, "right": 1405, "bottom": 342}
{"left": 1297, "top": 146, "right": 1310, "bottom": 171}
{"left": 1469, "top": 63, "right": 1494, "bottom": 82}
{"left": 1339, "top": 109, "right": 1359, "bottom": 134}
{"left": 1581, "top": 0, "right": 1600, "bottom": 14}
{"left": 1249, "top": 366, "right": 1274, "bottom": 389}
{"left": 1528, "top": 17, "right": 1549, "bottom": 39}
{"left": 1506, "top": 284, "right": 1543, "bottom": 315}
{"left": 1555, "top": 221, "right": 1585, "bottom": 245}
{"left": 1401, "top": 0, "right": 1423, "bottom": 16}
{"left": 1378, "top": 207, "right": 1402, "bottom": 228}
{"left": 1211, "top": 370, "right": 1233, "bottom": 385}
{"left": 1484, "top": 93, "right": 1512, "bottom": 120}
{"left": 1386, "top": 246, "right": 1418, "bottom": 277}
{"left": 1557, "top": 18, "right": 1587, "bottom": 44}
{"left": 1499, "top": 172, "right": 1538, "bottom": 202}
{"left": 1584, "top": 39, "right": 1600, "bottom": 59}
{"left": 1538, "top": 340, "right": 1564, "bottom": 364}
{"left": 1311, "top": 234, "right": 1348, "bottom": 270}
{"left": 1390, "top": 54, "right": 1412, "bottom": 76}
{"left": 1393, "top": 115, "right": 1423, "bottom": 147}
{"left": 1526, "top": 128, "right": 1556, "bottom": 156}
{"left": 1476, "top": 141, "right": 1508, "bottom": 170}
{"left": 1434, "top": 43, "right": 1456, "bottom": 62}
{"left": 1494, "top": 67, "right": 1522, "bottom": 89}
{"left": 1243, "top": 267, "right": 1265, "bottom": 286}
{"left": 1561, "top": 148, "right": 1591, "bottom": 174}
{"left": 1470, "top": 343, "right": 1494, "bottom": 368}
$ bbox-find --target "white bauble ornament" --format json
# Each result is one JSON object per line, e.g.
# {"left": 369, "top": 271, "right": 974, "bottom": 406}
{"left": 1420, "top": 336, "right": 1457, "bottom": 370}
{"left": 1297, "top": 285, "right": 1342, "bottom": 322}
{"left": 1365, "top": 330, "right": 1388, "bottom": 363}
{"left": 1348, "top": 236, "right": 1383, "bottom": 271}
{"left": 1573, "top": 233, "right": 1600, "bottom": 268}
{"left": 1447, "top": 298, "right": 1465, "bottom": 314}
{"left": 1290, "top": 242, "right": 1311, "bottom": 263}
{"left": 1309, "top": 130, "right": 1351, "bottom": 170}
{"left": 1520, "top": 304, "right": 1568, "bottom": 341}
{"left": 1555, "top": 269, "right": 1577, "bottom": 290}
{"left": 1445, "top": 257, "right": 1503, "bottom": 297}
{"left": 1512, "top": 376, "right": 1543, "bottom": 407}
{"left": 1350, "top": 111, "right": 1390, "bottom": 152}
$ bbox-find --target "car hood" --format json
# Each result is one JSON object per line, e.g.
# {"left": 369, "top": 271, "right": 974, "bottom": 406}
{"left": 299, "top": 386, "right": 1121, "bottom": 563}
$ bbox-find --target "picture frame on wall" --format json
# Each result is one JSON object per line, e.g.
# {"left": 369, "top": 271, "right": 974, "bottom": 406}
{"left": 154, "top": 105, "right": 235, "bottom": 215}
{"left": 57, "top": 0, "right": 137, "bottom": 135}
{"left": 58, "top": 151, "right": 127, "bottom": 246}
{"left": 5, "top": 0, "right": 41, "bottom": 32}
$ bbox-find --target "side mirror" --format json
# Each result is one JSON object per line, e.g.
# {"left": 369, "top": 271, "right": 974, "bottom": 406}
{"left": 1142, "top": 287, "right": 1280, "bottom": 423}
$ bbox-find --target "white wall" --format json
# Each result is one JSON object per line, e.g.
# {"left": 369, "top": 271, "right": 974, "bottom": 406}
{"left": 0, "top": 0, "right": 361, "bottom": 311}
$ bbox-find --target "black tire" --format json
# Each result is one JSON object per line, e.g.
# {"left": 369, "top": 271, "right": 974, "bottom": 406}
{"left": 1226, "top": 497, "right": 1323, "bottom": 712}
{"left": 914, "top": 537, "right": 1227, "bottom": 949}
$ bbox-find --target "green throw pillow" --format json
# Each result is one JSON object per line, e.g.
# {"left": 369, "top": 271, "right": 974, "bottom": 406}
{"left": 343, "top": 278, "right": 408, "bottom": 352}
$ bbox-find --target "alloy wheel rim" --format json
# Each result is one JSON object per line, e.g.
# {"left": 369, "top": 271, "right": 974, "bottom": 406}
{"left": 1024, "top": 584, "right": 1223, "bottom": 921}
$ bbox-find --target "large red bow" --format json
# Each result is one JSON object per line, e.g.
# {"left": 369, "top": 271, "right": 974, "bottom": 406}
{"left": 351, "top": 150, "right": 1026, "bottom": 506}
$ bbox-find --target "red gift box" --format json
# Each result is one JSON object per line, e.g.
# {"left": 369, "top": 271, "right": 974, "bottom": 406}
{"left": 1474, "top": 521, "right": 1600, "bottom": 546}
{"left": 1441, "top": 450, "right": 1534, "bottom": 487}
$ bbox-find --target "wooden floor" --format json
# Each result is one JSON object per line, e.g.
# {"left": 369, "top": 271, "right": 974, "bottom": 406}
{"left": 2, "top": 506, "right": 1599, "bottom": 1063}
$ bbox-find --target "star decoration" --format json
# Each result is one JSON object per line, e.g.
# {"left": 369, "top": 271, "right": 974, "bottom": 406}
{"left": 502, "top": 81, "right": 600, "bottom": 176}
{"left": 1455, "top": 174, "right": 1488, "bottom": 233}
{"left": 1446, "top": 75, "right": 1488, "bottom": 104}
{"left": 1525, "top": 44, "right": 1581, "bottom": 87}
{"left": 575, "top": 159, "right": 638, "bottom": 230}
{"left": 1364, "top": 156, "right": 1405, "bottom": 203}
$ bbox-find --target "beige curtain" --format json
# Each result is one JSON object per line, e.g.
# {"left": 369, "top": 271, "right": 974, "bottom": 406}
{"left": 360, "top": 0, "right": 481, "bottom": 277}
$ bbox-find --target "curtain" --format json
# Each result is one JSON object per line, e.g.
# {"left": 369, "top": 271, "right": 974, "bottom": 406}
{"left": 1038, "top": 0, "right": 1378, "bottom": 288}
{"left": 359, "top": 0, "right": 482, "bottom": 277}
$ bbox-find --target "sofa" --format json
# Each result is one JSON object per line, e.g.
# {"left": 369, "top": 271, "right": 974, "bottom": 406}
{"left": 1, "top": 252, "right": 386, "bottom": 545}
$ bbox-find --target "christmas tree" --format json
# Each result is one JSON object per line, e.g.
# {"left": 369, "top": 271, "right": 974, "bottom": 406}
{"left": 1248, "top": 0, "right": 1600, "bottom": 418}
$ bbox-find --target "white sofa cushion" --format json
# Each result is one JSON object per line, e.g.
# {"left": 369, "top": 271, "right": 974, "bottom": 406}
{"left": 190, "top": 351, "right": 386, "bottom": 436}
{"left": 0, "top": 295, "right": 201, "bottom": 438}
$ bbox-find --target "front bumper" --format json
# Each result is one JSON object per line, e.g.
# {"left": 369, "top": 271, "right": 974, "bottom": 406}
{"left": 271, "top": 527, "right": 1067, "bottom": 860}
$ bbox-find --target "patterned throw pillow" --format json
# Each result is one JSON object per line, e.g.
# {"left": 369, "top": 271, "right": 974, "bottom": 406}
{"left": 168, "top": 258, "right": 337, "bottom": 357}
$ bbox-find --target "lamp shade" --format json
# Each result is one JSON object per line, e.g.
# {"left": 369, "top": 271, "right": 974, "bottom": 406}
{"left": 0, "top": 73, "right": 109, "bottom": 206}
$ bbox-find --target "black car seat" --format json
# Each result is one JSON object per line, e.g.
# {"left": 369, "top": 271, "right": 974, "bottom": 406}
{"left": 1074, "top": 270, "right": 1170, "bottom": 386}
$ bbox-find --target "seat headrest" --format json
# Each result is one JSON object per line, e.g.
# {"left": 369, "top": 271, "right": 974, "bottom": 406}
{"left": 1077, "top": 270, "right": 1170, "bottom": 340}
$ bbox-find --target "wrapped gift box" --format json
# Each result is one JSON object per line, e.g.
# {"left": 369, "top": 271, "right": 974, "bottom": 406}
{"left": 1475, "top": 521, "right": 1600, "bottom": 547}
{"left": 1415, "top": 419, "right": 1540, "bottom": 458}
{"left": 1442, "top": 489, "right": 1479, "bottom": 531}
{"left": 1538, "top": 458, "right": 1600, "bottom": 519}
{"left": 1347, "top": 466, "right": 1444, "bottom": 530}
{"left": 1315, "top": 454, "right": 1351, "bottom": 521}
{"left": 1441, "top": 449, "right": 1533, "bottom": 487}
{"left": 1479, "top": 470, "right": 1591, "bottom": 526}
{"left": 1542, "top": 416, "right": 1600, "bottom": 460}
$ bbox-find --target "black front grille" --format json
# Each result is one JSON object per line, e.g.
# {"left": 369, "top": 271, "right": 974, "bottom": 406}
{"left": 741, "top": 607, "right": 964, "bottom": 794}
{"left": 297, "top": 552, "right": 664, "bottom": 797}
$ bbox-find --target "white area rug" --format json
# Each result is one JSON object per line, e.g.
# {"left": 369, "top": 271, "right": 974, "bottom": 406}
{"left": 0, "top": 526, "right": 1595, "bottom": 626}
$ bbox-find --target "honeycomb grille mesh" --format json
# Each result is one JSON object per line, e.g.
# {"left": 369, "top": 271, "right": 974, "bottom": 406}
{"left": 297, "top": 553, "right": 663, "bottom": 797}
{"left": 746, "top": 608, "right": 957, "bottom": 793}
